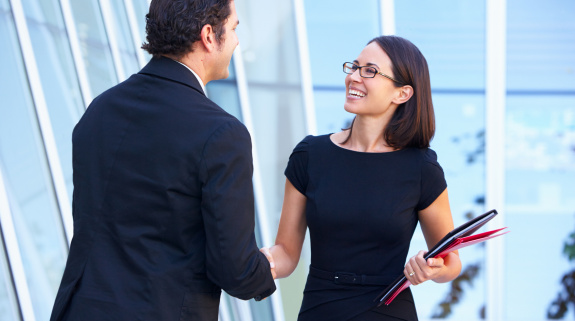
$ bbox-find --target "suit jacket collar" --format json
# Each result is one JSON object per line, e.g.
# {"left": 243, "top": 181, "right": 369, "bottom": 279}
{"left": 139, "top": 56, "right": 206, "bottom": 96}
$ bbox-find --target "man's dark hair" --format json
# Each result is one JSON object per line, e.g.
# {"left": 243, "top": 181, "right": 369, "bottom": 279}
{"left": 142, "top": 0, "right": 232, "bottom": 58}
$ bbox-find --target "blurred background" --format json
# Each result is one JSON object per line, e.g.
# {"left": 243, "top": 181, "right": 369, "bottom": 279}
{"left": 0, "top": 0, "right": 574, "bottom": 320}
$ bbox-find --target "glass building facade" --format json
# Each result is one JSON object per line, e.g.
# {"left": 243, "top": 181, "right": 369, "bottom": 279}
{"left": 0, "top": 0, "right": 573, "bottom": 320}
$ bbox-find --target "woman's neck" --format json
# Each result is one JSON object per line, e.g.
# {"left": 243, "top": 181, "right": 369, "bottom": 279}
{"left": 341, "top": 116, "right": 395, "bottom": 153}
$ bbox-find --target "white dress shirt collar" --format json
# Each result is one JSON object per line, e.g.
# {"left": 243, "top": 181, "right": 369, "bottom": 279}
{"left": 172, "top": 59, "right": 207, "bottom": 96}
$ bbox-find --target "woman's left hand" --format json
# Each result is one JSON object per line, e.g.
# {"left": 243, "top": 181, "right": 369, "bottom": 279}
{"left": 403, "top": 250, "right": 445, "bottom": 285}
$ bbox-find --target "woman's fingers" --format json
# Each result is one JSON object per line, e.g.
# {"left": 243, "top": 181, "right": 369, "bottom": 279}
{"left": 260, "top": 247, "right": 277, "bottom": 279}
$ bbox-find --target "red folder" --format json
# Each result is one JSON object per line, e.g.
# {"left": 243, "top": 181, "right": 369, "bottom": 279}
{"left": 374, "top": 209, "right": 508, "bottom": 306}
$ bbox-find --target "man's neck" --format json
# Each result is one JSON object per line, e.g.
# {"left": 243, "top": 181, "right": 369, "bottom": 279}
{"left": 164, "top": 54, "right": 208, "bottom": 95}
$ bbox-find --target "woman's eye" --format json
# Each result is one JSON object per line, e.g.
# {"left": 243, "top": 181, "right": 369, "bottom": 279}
{"left": 365, "top": 69, "right": 376, "bottom": 76}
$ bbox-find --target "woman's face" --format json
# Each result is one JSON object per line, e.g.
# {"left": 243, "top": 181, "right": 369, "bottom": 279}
{"left": 344, "top": 42, "right": 401, "bottom": 118}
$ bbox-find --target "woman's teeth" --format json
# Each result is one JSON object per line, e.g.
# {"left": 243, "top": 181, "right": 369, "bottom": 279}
{"left": 349, "top": 89, "right": 366, "bottom": 97}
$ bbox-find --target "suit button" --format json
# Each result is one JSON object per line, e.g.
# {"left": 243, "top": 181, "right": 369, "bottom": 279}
{"left": 255, "top": 296, "right": 262, "bottom": 301}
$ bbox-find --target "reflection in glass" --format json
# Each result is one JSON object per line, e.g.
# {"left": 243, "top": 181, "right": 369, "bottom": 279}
{"left": 0, "top": 3, "right": 68, "bottom": 320}
{"left": 505, "top": 97, "right": 575, "bottom": 320}
{"left": 395, "top": 0, "right": 486, "bottom": 90}
{"left": 21, "top": 0, "right": 85, "bottom": 199}
{"left": 207, "top": 59, "right": 242, "bottom": 120}
{"left": 507, "top": 0, "right": 575, "bottom": 91}
{"left": 413, "top": 94, "right": 487, "bottom": 319}
{"left": 506, "top": 2, "right": 575, "bottom": 318}
{"left": 0, "top": 231, "right": 21, "bottom": 320}
{"left": 68, "top": 0, "right": 117, "bottom": 97}
{"left": 235, "top": 2, "right": 308, "bottom": 320}
{"left": 107, "top": 0, "right": 140, "bottom": 76}
{"left": 235, "top": 0, "right": 307, "bottom": 239}
{"left": 393, "top": 2, "right": 487, "bottom": 318}
{"left": 128, "top": 0, "right": 152, "bottom": 63}
{"left": 304, "top": 0, "right": 379, "bottom": 134}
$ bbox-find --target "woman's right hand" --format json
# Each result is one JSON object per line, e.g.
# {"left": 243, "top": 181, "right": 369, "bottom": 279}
{"left": 260, "top": 247, "right": 277, "bottom": 279}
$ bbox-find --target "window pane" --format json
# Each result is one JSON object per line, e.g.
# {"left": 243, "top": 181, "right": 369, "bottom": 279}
{"left": 236, "top": 2, "right": 307, "bottom": 319}
{"left": 504, "top": 96, "right": 575, "bottom": 319}
{"left": 305, "top": 0, "right": 379, "bottom": 134}
{"left": 107, "top": 0, "right": 141, "bottom": 76}
{"left": 395, "top": 2, "right": 487, "bottom": 318}
{"left": 68, "top": 0, "right": 117, "bottom": 97}
{"left": 395, "top": 0, "right": 486, "bottom": 90}
{"left": 0, "top": 1, "right": 68, "bottom": 320}
{"left": 130, "top": 0, "right": 149, "bottom": 43}
{"left": 410, "top": 94, "right": 487, "bottom": 319}
{"left": 507, "top": 0, "right": 575, "bottom": 91}
{"left": 0, "top": 241, "right": 20, "bottom": 321}
{"left": 506, "top": 1, "right": 575, "bottom": 319}
{"left": 236, "top": 0, "right": 307, "bottom": 238}
{"left": 207, "top": 59, "right": 242, "bottom": 120}
{"left": 128, "top": 0, "right": 152, "bottom": 63}
{"left": 21, "top": 0, "right": 85, "bottom": 199}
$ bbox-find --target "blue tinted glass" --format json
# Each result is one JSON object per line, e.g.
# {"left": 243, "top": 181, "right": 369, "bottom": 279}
{"left": 236, "top": 0, "right": 307, "bottom": 225}
{"left": 68, "top": 0, "right": 117, "bottom": 97}
{"left": 504, "top": 96, "right": 575, "bottom": 319}
{"left": 0, "top": 231, "right": 21, "bottom": 321}
{"left": 236, "top": 2, "right": 307, "bottom": 319}
{"left": 130, "top": 0, "right": 150, "bottom": 45}
{"left": 305, "top": 0, "right": 380, "bottom": 86}
{"left": 108, "top": 0, "right": 141, "bottom": 77}
{"left": 395, "top": 0, "right": 485, "bottom": 90}
{"left": 410, "top": 94, "right": 487, "bottom": 319}
{"left": 507, "top": 0, "right": 575, "bottom": 91}
{"left": 0, "top": 2, "right": 68, "bottom": 320}
{"left": 206, "top": 59, "right": 242, "bottom": 120}
{"left": 127, "top": 0, "right": 152, "bottom": 64}
{"left": 305, "top": 0, "right": 379, "bottom": 135}
{"left": 506, "top": 1, "right": 575, "bottom": 319}
{"left": 21, "top": 0, "right": 85, "bottom": 199}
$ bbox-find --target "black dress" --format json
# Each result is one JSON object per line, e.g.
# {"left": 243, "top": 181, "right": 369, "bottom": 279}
{"left": 284, "top": 134, "right": 447, "bottom": 321}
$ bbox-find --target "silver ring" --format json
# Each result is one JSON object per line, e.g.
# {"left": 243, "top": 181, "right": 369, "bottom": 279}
{"left": 409, "top": 272, "right": 415, "bottom": 277}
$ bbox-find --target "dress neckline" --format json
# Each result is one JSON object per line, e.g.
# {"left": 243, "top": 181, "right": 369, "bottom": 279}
{"left": 327, "top": 134, "right": 406, "bottom": 155}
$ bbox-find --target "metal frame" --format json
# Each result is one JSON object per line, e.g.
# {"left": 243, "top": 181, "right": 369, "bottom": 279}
{"left": 98, "top": 0, "right": 127, "bottom": 82}
{"left": 293, "top": 0, "right": 317, "bottom": 135}
{"left": 232, "top": 48, "right": 284, "bottom": 321}
{"left": 58, "top": 0, "right": 94, "bottom": 108}
{"left": 0, "top": 166, "right": 36, "bottom": 321}
{"left": 485, "top": 0, "right": 507, "bottom": 320}
{"left": 9, "top": 0, "right": 74, "bottom": 245}
{"left": 379, "top": 0, "right": 396, "bottom": 36}
{"left": 122, "top": 0, "right": 148, "bottom": 68}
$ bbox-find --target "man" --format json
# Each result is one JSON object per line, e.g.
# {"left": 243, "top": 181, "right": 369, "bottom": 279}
{"left": 49, "top": 0, "right": 276, "bottom": 320}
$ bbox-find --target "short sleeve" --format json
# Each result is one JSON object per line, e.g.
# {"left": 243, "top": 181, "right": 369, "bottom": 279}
{"left": 284, "top": 136, "right": 312, "bottom": 195}
{"left": 417, "top": 149, "right": 447, "bottom": 211}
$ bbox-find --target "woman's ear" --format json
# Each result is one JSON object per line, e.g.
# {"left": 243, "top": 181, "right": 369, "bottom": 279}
{"left": 392, "top": 85, "right": 414, "bottom": 105}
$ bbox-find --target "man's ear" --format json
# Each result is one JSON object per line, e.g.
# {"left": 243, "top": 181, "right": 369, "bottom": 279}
{"left": 392, "top": 85, "right": 414, "bottom": 105}
{"left": 200, "top": 24, "right": 216, "bottom": 52}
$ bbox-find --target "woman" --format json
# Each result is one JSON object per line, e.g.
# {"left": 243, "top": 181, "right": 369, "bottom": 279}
{"left": 262, "top": 35, "right": 462, "bottom": 320}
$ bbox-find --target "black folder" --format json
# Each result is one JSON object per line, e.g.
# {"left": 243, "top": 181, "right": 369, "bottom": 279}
{"left": 374, "top": 209, "right": 508, "bottom": 306}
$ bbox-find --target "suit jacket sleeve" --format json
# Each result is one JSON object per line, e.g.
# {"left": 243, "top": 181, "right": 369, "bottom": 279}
{"left": 200, "top": 119, "right": 276, "bottom": 301}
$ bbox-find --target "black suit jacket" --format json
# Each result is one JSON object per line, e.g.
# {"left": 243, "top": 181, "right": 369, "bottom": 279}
{"left": 50, "top": 57, "right": 276, "bottom": 321}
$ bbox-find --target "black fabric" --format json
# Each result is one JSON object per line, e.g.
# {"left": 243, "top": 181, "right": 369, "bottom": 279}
{"left": 49, "top": 56, "right": 275, "bottom": 321}
{"left": 284, "top": 134, "right": 447, "bottom": 320}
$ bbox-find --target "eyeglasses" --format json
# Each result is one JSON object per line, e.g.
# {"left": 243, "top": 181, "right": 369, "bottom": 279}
{"left": 343, "top": 62, "right": 401, "bottom": 83}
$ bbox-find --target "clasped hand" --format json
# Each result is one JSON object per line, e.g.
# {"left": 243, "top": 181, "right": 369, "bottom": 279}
{"left": 403, "top": 250, "right": 445, "bottom": 285}
{"left": 260, "top": 247, "right": 277, "bottom": 279}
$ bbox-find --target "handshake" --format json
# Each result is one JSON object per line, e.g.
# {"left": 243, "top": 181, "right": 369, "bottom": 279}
{"left": 260, "top": 247, "right": 277, "bottom": 279}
